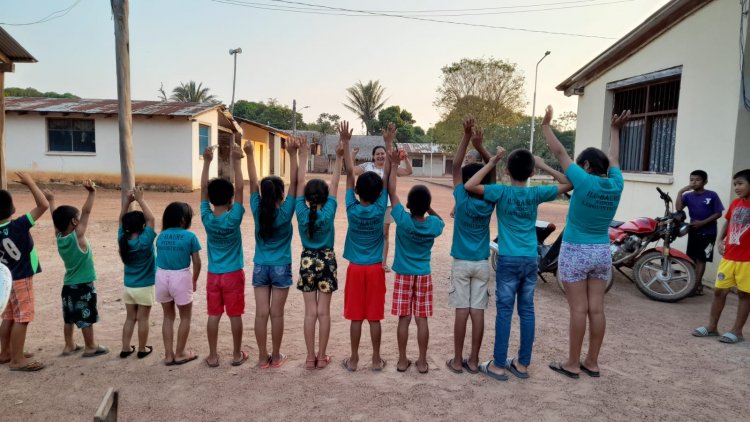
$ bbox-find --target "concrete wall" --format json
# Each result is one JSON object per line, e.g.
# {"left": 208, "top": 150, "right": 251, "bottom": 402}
{"left": 571, "top": 0, "right": 743, "bottom": 278}
{"left": 409, "top": 155, "right": 445, "bottom": 177}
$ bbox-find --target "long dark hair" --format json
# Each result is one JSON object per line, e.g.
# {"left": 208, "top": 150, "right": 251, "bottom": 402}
{"left": 259, "top": 176, "right": 285, "bottom": 241}
{"left": 371, "top": 145, "right": 385, "bottom": 159}
{"left": 576, "top": 147, "right": 610, "bottom": 176}
{"left": 119, "top": 210, "right": 146, "bottom": 264}
{"left": 304, "top": 179, "right": 329, "bottom": 239}
{"left": 162, "top": 202, "right": 193, "bottom": 230}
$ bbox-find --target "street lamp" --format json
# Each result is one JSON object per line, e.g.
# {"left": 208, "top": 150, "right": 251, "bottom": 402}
{"left": 529, "top": 51, "right": 550, "bottom": 155}
{"left": 291, "top": 99, "right": 309, "bottom": 135}
{"left": 229, "top": 48, "right": 242, "bottom": 113}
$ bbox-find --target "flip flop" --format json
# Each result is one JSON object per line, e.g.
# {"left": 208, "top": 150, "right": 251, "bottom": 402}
{"left": 580, "top": 363, "right": 601, "bottom": 378}
{"left": 506, "top": 358, "right": 529, "bottom": 379}
{"left": 270, "top": 353, "right": 288, "bottom": 368}
{"left": 259, "top": 354, "right": 272, "bottom": 369}
{"left": 371, "top": 358, "right": 387, "bottom": 372}
{"left": 305, "top": 357, "right": 317, "bottom": 370}
{"left": 462, "top": 358, "right": 479, "bottom": 374}
{"left": 165, "top": 359, "right": 176, "bottom": 366}
{"left": 445, "top": 359, "right": 463, "bottom": 374}
{"left": 479, "top": 360, "right": 508, "bottom": 381}
{"left": 137, "top": 346, "right": 153, "bottom": 359}
{"left": 417, "top": 361, "right": 429, "bottom": 374}
{"left": 174, "top": 352, "right": 199, "bottom": 366}
{"left": 83, "top": 345, "right": 109, "bottom": 358}
{"left": 549, "top": 362, "right": 580, "bottom": 379}
{"left": 61, "top": 345, "right": 83, "bottom": 357}
{"left": 9, "top": 360, "right": 45, "bottom": 372}
{"left": 205, "top": 357, "right": 220, "bottom": 368}
{"left": 692, "top": 326, "right": 720, "bottom": 337}
{"left": 718, "top": 332, "right": 744, "bottom": 344}
{"left": 316, "top": 355, "right": 331, "bottom": 369}
{"left": 232, "top": 350, "right": 249, "bottom": 367}
{"left": 119, "top": 345, "right": 135, "bottom": 358}
{"left": 341, "top": 357, "right": 356, "bottom": 372}
{"left": 396, "top": 359, "right": 412, "bottom": 373}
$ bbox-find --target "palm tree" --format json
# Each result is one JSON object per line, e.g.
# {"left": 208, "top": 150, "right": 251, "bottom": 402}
{"left": 169, "top": 81, "right": 217, "bottom": 103}
{"left": 344, "top": 80, "right": 387, "bottom": 135}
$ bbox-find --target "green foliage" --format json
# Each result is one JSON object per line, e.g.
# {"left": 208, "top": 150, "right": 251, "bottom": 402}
{"left": 344, "top": 80, "right": 387, "bottom": 135}
{"left": 232, "top": 98, "right": 306, "bottom": 130}
{"left": 306, "top": 113, "right": 341, "bottom": 134}
{"left": 4, "top": 87, "right": 79, "bottom": 99}
{"left": 169, "top": 81, "right": 217, "bottom": 103}
{"left": 373, "top": 105, "right": 421, "bottom": 143}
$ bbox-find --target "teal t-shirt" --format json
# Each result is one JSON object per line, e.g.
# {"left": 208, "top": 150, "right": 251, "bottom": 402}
{"left": 563, "top": 164, "right": 624, "bottom": 244}
{"left": 251, "top": 193, "right": 295, "bottom": 266}
{"left": 156, "top": 228, "right": 201, "bottom": 270}
{"left": 391, "top": 203, "right": 445, "bottom": 275}
{"left": 450, "top": 184, "right": 495, "bottom": 261}
{"left": 343, "top": 188, "right": 387, "bottom": 265}
{"left": 484, "top": 184, "right": 559, "bottom": 257}
{"left": 201, "top": 200, "right": 245, "bottom": 274}
{"left": 118, "top": 226, "right": 156, "bottom": 288}
{"left": 296, "top": 196, "right": 337, "bottom": 250}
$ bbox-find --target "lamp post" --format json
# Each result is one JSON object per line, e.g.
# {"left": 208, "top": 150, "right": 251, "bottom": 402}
{"left": 291, "top": 99, "right": 309, "bottom": 135}
{"left": 229, "top": 48, "right": 242, "bottom": 113}
{"left": 529, "top": 51, "right": 550, "bottom": 155}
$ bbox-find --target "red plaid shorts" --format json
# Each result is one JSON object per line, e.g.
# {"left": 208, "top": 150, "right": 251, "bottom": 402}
{"left": 391, "top": 273, "right": 432, "bottom": 318}
{"left": 2, "top": 277, "right": 35, "bottom": 323}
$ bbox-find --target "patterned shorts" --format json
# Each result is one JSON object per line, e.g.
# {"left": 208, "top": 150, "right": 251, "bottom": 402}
{"left": 2, "top": 277, "right": 35, "bottom": 323}
{"left": 558, "top": 241, "right": 612, "bottom": 283}
{"left": 391, "top": 273, "right": 433, "bottom": 318}
{"left": 61, "top": 282, "right": 99, "bottom": 329}
{"left": 297, "top": 248, "right": 338, "bottom": 293}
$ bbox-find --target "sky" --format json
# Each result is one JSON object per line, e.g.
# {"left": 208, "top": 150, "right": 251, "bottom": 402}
{"left": 2, "top": 0, "right": 671, "bottom": 133}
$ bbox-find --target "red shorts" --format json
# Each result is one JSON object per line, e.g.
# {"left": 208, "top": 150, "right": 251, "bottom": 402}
{"left": 344, "top": 263, "right": 386, "bottom": 321}
{"left": 206, "top": 270, "right": 245, "bottom": 317}
{"left": 391, "top": 273, "right": 433, "bottom": 318}
{"left": 2, "top": 277, "right": 35, "bottom": 323}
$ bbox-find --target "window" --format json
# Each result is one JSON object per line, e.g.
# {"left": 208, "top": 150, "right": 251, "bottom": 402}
{"left": 612, "top": 77, "right": 680, "bottom": 173}
{"left": 411, "top": 158, "right": 424, "bottom": 167}
{"left": 47, "top": 118, "right": 95, "bottom": 153}
{"left": 199, "top": 125, "right": 210, "bottom": 156}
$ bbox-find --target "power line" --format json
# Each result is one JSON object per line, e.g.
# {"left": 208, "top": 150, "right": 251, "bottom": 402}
{"left": 0, "top": 0, "right": 82, "bottom": 26}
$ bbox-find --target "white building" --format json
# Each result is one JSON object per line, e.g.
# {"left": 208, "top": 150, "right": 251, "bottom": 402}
{"left": 4, "top": 97, "right": 292, "bottom": 190}
{"left": 557, "top": 0, "right": 750, "bottom": 278}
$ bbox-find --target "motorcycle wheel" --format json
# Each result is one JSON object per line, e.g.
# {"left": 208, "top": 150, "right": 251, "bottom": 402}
{"left": 556, "top": 270, "right": 614, "bottom": 294}
{"left": 632, "top": 251, "right": 696, "bottom": 302}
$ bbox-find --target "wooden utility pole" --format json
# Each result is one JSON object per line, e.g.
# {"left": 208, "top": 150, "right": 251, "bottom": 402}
{"left": 111, "top": 0, "right": 135, "bottom": 205}
{"left": 0, "top": 71, "right": 6, "bottom": 189}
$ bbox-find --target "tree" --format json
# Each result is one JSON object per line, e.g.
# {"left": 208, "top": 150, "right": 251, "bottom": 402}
{"left": 306, "top": 113, "right": 341, "bottom": 134}
{"left": 344, "top": 80, "right": 387, "bottom": 135}
{"left": 169, "top": 81, "right": 217, "bottom": 103}
{"left": 231, "top": 98, "right": 306, "bottom": 130}
{"left": 553, "top": 111, "right": 577, "bottom": 132}
{"left": 373, "top": 105, "right": 420, "bottom": 142}
{"left": 4, "top": 87, "right": 79, "bottom": 99}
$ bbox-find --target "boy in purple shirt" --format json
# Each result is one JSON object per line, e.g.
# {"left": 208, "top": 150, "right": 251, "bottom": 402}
{"left": 677, "top": 170, "right": 724, "bottom": 296}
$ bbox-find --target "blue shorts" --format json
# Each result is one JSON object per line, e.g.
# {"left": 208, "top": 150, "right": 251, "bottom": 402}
{"left": 252, "top": 264, "right": 293, "bottom": 288}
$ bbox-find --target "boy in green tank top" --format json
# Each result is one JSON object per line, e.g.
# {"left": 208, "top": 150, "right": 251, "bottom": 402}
{"left": 45, "top": 182, "right": 108, "bottom": 358}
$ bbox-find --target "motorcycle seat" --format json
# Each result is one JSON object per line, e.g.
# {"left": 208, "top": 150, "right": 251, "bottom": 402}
{"left": 610, "top": 220, "right": 625, "bottom": 228}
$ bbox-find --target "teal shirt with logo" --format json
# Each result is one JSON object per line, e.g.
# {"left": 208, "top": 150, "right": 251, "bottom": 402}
{"left": 156, "top": 228, "right": 201, "bottom": 270}
{"left": 343, "top": 188, "right": 387, "bottom": 265}
{"left": 450, "top": 184, "right": 495, "bottom": 261}
{"left": 251, "top": 193, "right": 295, "bottom": 266}
{"left": 391, "top": 203, "right": 445, "bottom": 275}
{"left": 201, "top": 200, "right": 245, "bottom": 274}
{"left": 296, "top": 196, "right": 337, "bottom": 250}
{"left": 563, "top": 164, "right": 624, "bottom": 244}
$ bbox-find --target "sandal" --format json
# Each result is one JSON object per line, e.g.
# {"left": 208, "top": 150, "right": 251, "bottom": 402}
{"left": 119, "top": 345, "right": 135, "bottom": 359}
{"left": 10, "top": 360, "right": 45, "bottom": 372}
{"left": 506, "top": 358, "right": 529, "bottom": 379}
{"left": 259, "top": 354, "right": 272, "bottom": 369}
{"left": 205, "top": 357, "right": 220, "bottom": 368}
{"left": 371, "top": 358, "right": 387, "bottom": 372}
{"left": 718, "top": 332, "right": 744, "bottom": 344}
{"left": 479, "top": 360, "right": 508, "bottom": 381}
{"left": 692, "top": 326, "right": 720, "bottom": 337}
{"left": 270, "top": 353, "right": 288, "bottom": 368}
{"left": 417, "top": 361, "right": 429, "bottom": 374}
{"left": 342, "top": 357, "right": 356, "bottom": 372}
{"left": 316, "top": 355, "right": 331, "bottom": 369}
{"left": 83, "top": 345, "right": 109, "bottom": 358}
{"left": 174, "top": 351, "right": 199, "bottom": 365}
{"left": 231, "top": 350, "right": 249, "bottom": 366}
{"left": 397, "top": 359, "right": 412, "bottom": 373}
{"left": 305, "top": 357, "right": 317, "bottom": 370}
{"left": 61, "top": 345, "right": 83, "bottom": 357}
{"left": 137, "top": 346, "right": 153, "bottom": 359}
{"left": 549, "top": 361, "right": 580, "bottom": 379}
{"left": 445, "top": 358, "right": 463, "bottom": 374}
{"left": 462, "top": 358, "right": 479, "bottom": 374}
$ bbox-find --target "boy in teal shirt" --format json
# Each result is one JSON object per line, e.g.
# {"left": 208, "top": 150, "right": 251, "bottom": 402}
{"left": 465, "top": 149, "right": 571, "bottom": 381}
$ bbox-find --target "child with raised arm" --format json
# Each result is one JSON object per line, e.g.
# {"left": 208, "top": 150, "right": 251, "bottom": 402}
{"left": 246, "top": 136, "right": 299, "bottom": 369}
{"left": 118, "top": 187, "right": 157, "bottom": 360}
{"left": 465, "top": 148, "right": 572, "bottom": 381}
{"left": 542, "top": 105, "right": 630, "bottom": 379}
{"left": 446, "top": 117, "right": 496, "bottom": 375}
{"left": 341, "top": 123, "right": 396, "bottom": 372}
{"left": 201, "top": 144, "right": 247, "bottom": 367}
{"left": 156, "top": 202, "right": 201, "bottom": 365}
{"left": 387, "top": 149, "right": 445, "bottom": 374}
{"left": 295, "top": 124, "right": 347, "bottom": 370}
{"left": 0, "top": 173, "right": 48, "bottom": 371}
{"left": 46, "top": 181, "right": 108, "bottom": 360}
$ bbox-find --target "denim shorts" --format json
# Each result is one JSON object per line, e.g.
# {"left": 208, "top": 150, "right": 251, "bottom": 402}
{"left": 252, "top": 264, "right": 293, "bottom": 288}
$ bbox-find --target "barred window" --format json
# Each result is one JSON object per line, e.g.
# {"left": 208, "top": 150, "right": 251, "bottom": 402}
{"left": 412, "top": 158, "right": 423, "bottom": 167}
{"left": 47, "top": 118, "right": 96, "bottom": 153}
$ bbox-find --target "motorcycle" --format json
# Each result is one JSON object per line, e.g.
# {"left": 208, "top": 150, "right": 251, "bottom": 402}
{"left": 605, "top": 187, "right": 696, "bottom": 302}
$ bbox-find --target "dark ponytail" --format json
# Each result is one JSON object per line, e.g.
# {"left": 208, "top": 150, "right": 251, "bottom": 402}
{"left": 304, "top": 179, "right": 329, "bottom": 240}
{"left": 119, "top": 210, "right": 146, "bottom": 265}
{"left": 259, "top": 176, "right": 285, "bottom": 241}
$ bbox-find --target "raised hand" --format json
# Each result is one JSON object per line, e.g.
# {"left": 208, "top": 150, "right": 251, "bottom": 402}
{"left": 351, "top": 146, "right": 359, "bottom": 155}
{"left": 335, "top": 141, "right": 345, "bottom": 157}
{"left": 243, "top": 140, "right": 254, "bottom": 156}
{"left": 383, "top": 122, "right": 397, "bottom": 145}
{"left": 286, "top": 136, "right": 299, "bottom": 154}
{"left": 14, "top": 172, "right": 35, "bottom": 186}
{"left": 533, "top": 155, "right": 546, "bottom": 168}
{"left": 463, "top": 115, "right": 475, "bottom": 135}
{"left": 298, "top": 136, "right": 310, "bottom": 155}
{"left": 542, "top": 105, "right": 553, "bottom": 126}
{"left": 83, "top": 179, "right": 96, "bottom": 192}
{"left": 132, "top": 185, "right": 144, "bottom": 202}
{"left": 230, "top": 143, "right": 244, "bottom": 160}
{"left": 470, "top": 126, "right": 484, "bottom": 148}
{"left": 388, "top": 148, "right": 400, "bottom": 165}
{"left": 490, "top": 146, "right": 506, "bottom": 164}
{"left": 42, "top": 188, "right": 55, "bottom": 202}
{"left": 612, "top": 110, "right": 632, "bottom": 129}
{"left": 203, "top": 146, "right": 214, "bottom": 162}
{"left": 338, "top": 121, "right": 353, "bottom": 143}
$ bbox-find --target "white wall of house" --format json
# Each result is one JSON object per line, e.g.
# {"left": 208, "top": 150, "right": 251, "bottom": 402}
{"left": 572, "top": 0, "right": 744, "bottom": 277}
{"left": 409, "top": 155, "right": 445, "bottom": 177}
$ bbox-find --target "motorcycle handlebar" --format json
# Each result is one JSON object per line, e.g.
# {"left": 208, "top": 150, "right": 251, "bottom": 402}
{"left": 656, "top": 187, "right": 672, "bottom": 203}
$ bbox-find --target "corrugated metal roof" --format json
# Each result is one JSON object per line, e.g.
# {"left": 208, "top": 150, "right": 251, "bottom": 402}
{"left": 319, "top": 134, "right": 444, "bottom": 159}
{"left": 4, "top": 97, "right": 221, "bottom": 117}
{"left": 234, "top": 116, "right": 290, "bottom": 138}
{"left": 0, "top": 26, "right": 37, "bottom": 63}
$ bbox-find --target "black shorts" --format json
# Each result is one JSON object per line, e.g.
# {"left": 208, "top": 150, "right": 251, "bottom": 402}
{"left": 686, "top": 233, "right": 716, "bottom": 263}
{"left": 61, "top": 283, "right": 99, "bottom": 328}
{"left": 297, "top": 248, "right": 338, "bottom": 293}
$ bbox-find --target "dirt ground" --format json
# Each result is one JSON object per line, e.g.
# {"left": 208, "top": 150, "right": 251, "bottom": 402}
{"left": 1, "top": 177, "right": 747, "bottom": 421}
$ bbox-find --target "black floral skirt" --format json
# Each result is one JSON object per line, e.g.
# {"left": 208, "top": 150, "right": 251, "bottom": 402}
{"left": 297, "top": 248, "right": 338, "bottom": 293}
